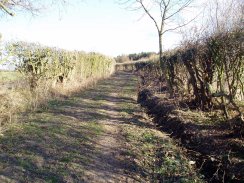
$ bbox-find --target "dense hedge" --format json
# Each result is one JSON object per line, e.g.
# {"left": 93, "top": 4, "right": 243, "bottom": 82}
{"left": 8, "top": 42, "right": 115, "bottom": 90}
{"left": 0, "top": 42, "right": 115, "bottom": 127}
{"left": 135, "top": 29, "right": 243, "bottom": 117}
{"left": 163, "top": 30, "right": 243, "bottom": 114}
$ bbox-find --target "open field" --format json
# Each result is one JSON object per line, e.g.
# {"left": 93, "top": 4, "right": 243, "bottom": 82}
{"left": 0, "top": 71, "right": 21, "bottom": 83}
{"left": 0, "top": 71, "right": 23, "bottom": 93}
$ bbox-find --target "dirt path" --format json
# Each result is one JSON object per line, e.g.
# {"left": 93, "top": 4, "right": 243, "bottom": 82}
{"left": 0, "top": 72, "right": 202, "bottom": 183}
{"left": 80, "top": 91, "right": 140, "bottom": 182}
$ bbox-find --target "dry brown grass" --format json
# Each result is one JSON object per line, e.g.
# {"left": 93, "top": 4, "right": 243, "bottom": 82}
{"left": 0, "top": 90, "right": 27, "bottom": 129}
{"left": 0, "top": 71, "right": 114, "bottom": 134}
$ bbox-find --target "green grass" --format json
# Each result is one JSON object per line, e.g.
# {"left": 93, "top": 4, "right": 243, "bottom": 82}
{"left": 122, "top": 126, "right": 204, "bottom": 182}
{"left": 0, "top": 92, "right": 104, "bottom": 182}
{"left": 0, "top": 70, "right": 21, "bottom": 82}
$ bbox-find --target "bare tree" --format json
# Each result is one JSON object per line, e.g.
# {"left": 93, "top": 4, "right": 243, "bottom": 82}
{"left": 120, "top": 0, "right": 197, "bottom": 74}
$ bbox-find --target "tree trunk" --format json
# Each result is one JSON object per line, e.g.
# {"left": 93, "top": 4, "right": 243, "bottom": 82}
{"left": 159, "top": 33, "right": 164, "bottom": 74}
{"left": 159, "top": 32, "right": 174, "bottom": 97}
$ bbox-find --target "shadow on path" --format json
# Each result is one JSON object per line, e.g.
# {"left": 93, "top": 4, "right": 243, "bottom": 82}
{"left": 0, "top": 71, "right": 153, "bottom": 183}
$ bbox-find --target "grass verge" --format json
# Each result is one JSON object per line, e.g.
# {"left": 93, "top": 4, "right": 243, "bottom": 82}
{"left": 116, "top": 73, "right": 204, "bottom": 182}
{"left": 0, "top": 94, "right": 104, "bottom": 182}
{"left": 122, "top": 124, "right": 204, "bottom": 183}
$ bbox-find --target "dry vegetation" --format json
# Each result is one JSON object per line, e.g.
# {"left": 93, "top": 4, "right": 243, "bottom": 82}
{"left": 137, "top": 28, "right": 243, "bottom": 118}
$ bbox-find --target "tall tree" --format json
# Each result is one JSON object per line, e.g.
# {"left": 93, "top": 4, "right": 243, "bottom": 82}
{"left": 120, "top": 0, "right": 196, "bottom": 74}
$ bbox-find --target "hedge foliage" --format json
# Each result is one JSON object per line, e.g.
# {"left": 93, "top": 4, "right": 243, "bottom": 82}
{"left": 0, "top": 42, "right": 115, "bottom": 127}
{"left": 135, "top": 29, "right": 243, "bottom": 117}
{"left": 8, "top": 42, "right": 115, "bottom": 90}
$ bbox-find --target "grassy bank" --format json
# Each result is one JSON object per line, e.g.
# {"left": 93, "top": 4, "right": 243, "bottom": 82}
{"left": 115, "top": 72, "right": 203, "bottom": 182}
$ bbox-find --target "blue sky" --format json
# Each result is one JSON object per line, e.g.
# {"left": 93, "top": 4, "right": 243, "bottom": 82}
{"left": 0, "top": 0, "right": 202, "bottom": 57}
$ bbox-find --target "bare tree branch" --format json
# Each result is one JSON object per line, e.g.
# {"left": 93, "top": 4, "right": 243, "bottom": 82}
{"left": 120, "top": 0, "right": 196, "bottom": 73}
{"left": 163, "top": 11, "right": 199, "bottom": 34}
{"left": 0, "top": 1, "right": 14, "bottom": 16}
{"left": 0, "top": 0, "right": 68, "bottom": 17}
{"left": 164, "top": 0, "right": 193, "bottom": 20}
{"left": 137, "top": 0, "right": 160, "bottom": 33}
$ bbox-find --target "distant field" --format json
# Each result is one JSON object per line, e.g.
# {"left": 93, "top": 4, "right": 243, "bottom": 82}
{"left": 0, "top": 71, "right": 21, "bottom": 83}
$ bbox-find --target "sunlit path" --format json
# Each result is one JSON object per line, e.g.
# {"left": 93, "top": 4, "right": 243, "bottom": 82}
{"left": 0, "top": 72, "right": 151, "bottom": 182}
